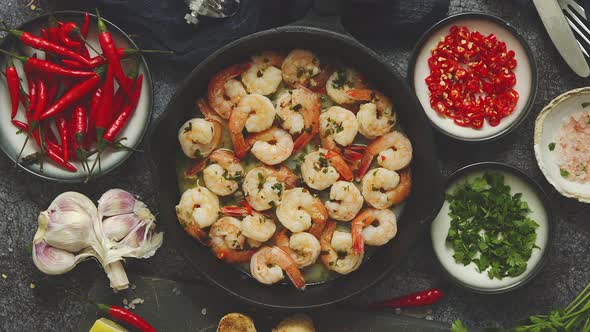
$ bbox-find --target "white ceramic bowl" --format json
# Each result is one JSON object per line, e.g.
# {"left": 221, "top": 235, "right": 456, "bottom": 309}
{"left": 0, "top": 11, "right": 153, "bottom": 182}
{"left": 409, "top": 13, "right": 537, "bottom": 142}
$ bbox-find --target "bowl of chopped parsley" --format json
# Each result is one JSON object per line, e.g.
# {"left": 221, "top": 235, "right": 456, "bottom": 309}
{"left": 431, "top": 162, "right": 552, "bottom": 294}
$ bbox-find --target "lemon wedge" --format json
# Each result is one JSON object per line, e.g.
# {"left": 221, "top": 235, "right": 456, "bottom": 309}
{"left": 89, "top": 318, "right": 129, "bottom": 332}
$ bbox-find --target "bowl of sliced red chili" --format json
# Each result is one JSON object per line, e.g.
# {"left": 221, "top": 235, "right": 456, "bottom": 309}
{"left": 0, "top": 11, "right": 154, "bottom": 182}
{"left": 408, "top": 12, "right": 537, "bottom": 142}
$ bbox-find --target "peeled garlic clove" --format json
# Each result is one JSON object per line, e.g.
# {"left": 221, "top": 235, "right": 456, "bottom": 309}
{"left": 35, "top": 192, "right": 98, "bottom": 253}
{"left": 102, "top": 213, "right": 142, "bottom": 241}
{"left": 32, "top": 240, "right": 95, "bottom": 275}
{"left": 98, "top": 189, "right": 148, "bottom": 218}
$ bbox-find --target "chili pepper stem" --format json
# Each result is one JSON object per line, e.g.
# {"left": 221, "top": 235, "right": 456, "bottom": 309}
{"left": 73, "top": 29, "right": 104, "bottom": 57}
{"left": 14, "top": 134, "right": 30, "bottom": 166}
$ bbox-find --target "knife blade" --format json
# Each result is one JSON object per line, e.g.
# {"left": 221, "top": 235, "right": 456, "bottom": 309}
{"left": 533, "top": 0, "right": 590, "bottom": 77}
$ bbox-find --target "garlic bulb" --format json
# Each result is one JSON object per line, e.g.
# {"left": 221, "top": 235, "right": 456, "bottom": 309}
{"left": 32, "top": 189, "right": 164, "bottom": 291}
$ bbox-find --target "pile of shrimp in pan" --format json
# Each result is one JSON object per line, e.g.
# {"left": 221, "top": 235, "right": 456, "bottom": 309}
{"left": 175, "top": 49, "right": 413, "bottom": 290}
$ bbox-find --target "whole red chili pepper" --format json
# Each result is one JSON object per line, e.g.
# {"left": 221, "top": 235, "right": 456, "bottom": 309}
{"left": 56, "top": 115, "right": 69, "bottom": 162}
{"left": 96, "top": 10, "right": 132, "bottom": 97}
{"left": 47, "top": 15, "right": 61, "bottom": 44}
{"left": 39, "top": 66, "right": 106, "bottom": 120}
{"left": 24, "top": 59, "right": 37, "bottom": 114}
{"left": 5, "top": 57, "right": 20, "bottom": 119}
{"left": 59, "top": 22, "right": 82, "bottom": 49}
{"left": 62, "top": 47, "right": 172, "bottom": 69}
{"left": 81, "top": 12, "right": 90, "bottom": 38}
{"left": 12, "top": 120, "right": 75, "bottom": 172}
{"left": 95, "top": 64, "right": 114, "bottom": 145}
{"left": 40, "top": 28, "right": 49, "bottom": 40}
{"left": 103, "top": 75, "right": 143, "bottom": 142}
{"left": 32, "top": 78, "right": 47, "bottom": 122}
{"left": 1, "top": 28, "right": 91, "bottom": 66}
{"left": 71, "top": 105, "right": 87, "bottom": 148}
{"left": 0, "top": 49, "right": 95, "bottom": 79}
{"left": 84, "top": 87, "right": 104, "bottom": 148}
{"left": 96, "top": 303, "right": 156, "bottom": 332}
{"left": 368, "top": 288, "right": 444, "bottom": 309}
{"left": 112, "top": 60, "right": 140, "bottom": 118}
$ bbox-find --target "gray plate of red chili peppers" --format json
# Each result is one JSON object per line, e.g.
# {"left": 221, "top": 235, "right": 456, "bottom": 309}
{"left": 0, "top": 11, "right": 157, "bottom": 182}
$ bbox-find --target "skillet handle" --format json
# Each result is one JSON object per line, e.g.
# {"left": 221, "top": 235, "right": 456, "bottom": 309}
{"left": 288, "top": 0, "right": 352, "bottom": 37}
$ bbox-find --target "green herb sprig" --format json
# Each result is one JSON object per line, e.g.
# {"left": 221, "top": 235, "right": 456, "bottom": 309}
{"left": 446, "top": 172, "right": 540, "bottom": 279}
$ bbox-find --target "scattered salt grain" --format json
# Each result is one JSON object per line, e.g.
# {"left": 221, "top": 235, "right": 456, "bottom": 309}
{"left": 1, "top": 274, "right": 6, "bottom": 280}
{"left": 29, "top": 283, "right": 36, "bottom": 289}
{"left": 201, "top": 308, "right": 207, "bottom": 315}
{"left": 122, "top": 298, "right": 129, "bottom": 305}
{"left": 130, "top": 284, "right": 137, "bottom": 290}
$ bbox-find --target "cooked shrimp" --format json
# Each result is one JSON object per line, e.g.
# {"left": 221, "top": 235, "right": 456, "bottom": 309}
{"left": 320, "top": 222, "right": 363, "bottom": 275}
{"left": 281, "top": 49, "right": 321, "bottom": 87}
{"left": 178, "top": 99, "right": 223, "bottom": 159}
{"left": 300, "top": 149, "right": 353, "bottom": 190}
{"left": 276, "top": 88, "right": 320, "bottom": 137}
{"left": 347, "top": 89, "right": 396, "bottom": 139}
{"left": 291, "top": 87, "right": 321, "bottom": 152}
{"left": 324, "top": 181, "right": 364, "bottom": 221}
{"left": 276, "top": 188, "right": 328, "bottom": 236}
{"left": 357, "top": 131, "right": 413, "bottom": 180}
{"left": 209, "top": 216, "right": 254, "bottom": 263}
{"left": 242, "top": 166, "right": 298, "bottom": 211}
{"left": 229, "top": 94, "right": 276, "bottom": 158}
{"left": 319, "top": 106, "right": 359, "bottom": 151}
{"left": 203, "top": 149, "right": 244, "bottom": 196}
{"left": 242, "top": 213, "right": 277, "bottom": 242}
{"left": 350, "top": 208, "right": 397, "bottom": 255}
{"left": 275, "top": 229, "right": 321, "bottom": 268}
{"left": 250, "top": 246, "right": 306, "bottom": 289}
{"left": 208, "top": 63, "right": 249, "bottom": 119}
{"left": 325, "top": 68, "right": 365, "bottom": 104}
{"left": 361, "top": 168, "right": 411, "bottom": 209}
{"left": 242, "top": 51, "right": 284, "bottom": 95}
{"left": 175, "top": 186, "right": 220, "bottom": 244}
{"left": 247, "top": 127, "right": 294, "bottom": 165}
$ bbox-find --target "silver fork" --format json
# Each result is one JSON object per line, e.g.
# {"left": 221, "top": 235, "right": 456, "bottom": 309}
{"left": 558, "top": 0, "right": 590, "bottom": 57}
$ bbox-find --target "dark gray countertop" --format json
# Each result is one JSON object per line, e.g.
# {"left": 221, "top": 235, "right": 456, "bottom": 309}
{"left": 1, "top": 1, "right": 590, "bottom": 331}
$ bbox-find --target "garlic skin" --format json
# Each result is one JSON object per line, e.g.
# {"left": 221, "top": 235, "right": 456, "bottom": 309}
{"left": 32, "top": 190, "right": 163, "bottom": 291}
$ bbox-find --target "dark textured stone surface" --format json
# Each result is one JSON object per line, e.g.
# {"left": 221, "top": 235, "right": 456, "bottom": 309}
{"left": 1, "top": 1, "right": 590, "bottom": 331}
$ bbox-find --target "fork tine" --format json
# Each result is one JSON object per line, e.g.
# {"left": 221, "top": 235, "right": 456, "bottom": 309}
{"left": 564, "top": 6, "right": 590, "bottom": 36}
{"left": 578, "top": 40, "right": 589, "bottom": 58}
{"left": 565, "top": 15, "right": 590, "bottom": 52}
{"left": 566, "top": 0, "right": 587, "bottom": 19}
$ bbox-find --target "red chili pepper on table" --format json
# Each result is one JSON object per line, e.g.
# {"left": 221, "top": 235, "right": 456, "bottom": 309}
{"left": 5, "top": 57, "right": 20, "bottom": 119}
{"left": 0, "top": 49, "right": 95, "bottom": 79}
{"left": 39, "top": 65, "right": 106, "bottom": 120}
{"left": 96, "top": 10, "right": 132, "bottom": 96}
{"left": 1, "top": 28, "right": 92, "bottom": 66}
{"left": 368, "top": 288, "right": 444, "bottom": 309}
{"left": 95, "top": 303, "right": 156, "bottom": 332}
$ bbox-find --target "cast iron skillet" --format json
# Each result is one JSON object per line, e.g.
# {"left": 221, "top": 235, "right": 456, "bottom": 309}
{"left": 147, "top": 9, "right": 444, "bottom": 309}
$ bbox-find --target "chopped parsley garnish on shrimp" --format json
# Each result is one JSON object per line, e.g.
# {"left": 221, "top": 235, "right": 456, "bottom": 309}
{"left": 560, "top": 168, "right": 569, "bottom": 177}
{"left": 548, "top": 142, "right": 556, "bottom": 151}
{"left": 446, "top": 172, "right": 539, "bottom": 279}
{"left": 184, "top": 122, "right": 192, "bottom": 132}
{"left": 271, "top": 182, "right": 283, "bottom": 192}
{"left": 332, "top": 70, "right": 349, "bottom": 89}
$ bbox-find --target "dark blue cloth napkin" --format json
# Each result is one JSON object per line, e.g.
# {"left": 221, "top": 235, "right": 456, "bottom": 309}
{"left": 54, "top": 0, "right": 449, "bottom": 65}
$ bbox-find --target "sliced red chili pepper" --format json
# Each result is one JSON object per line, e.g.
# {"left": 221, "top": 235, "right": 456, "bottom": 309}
{"left": 5, "top": 57, "right": 20, "bottom": 119}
